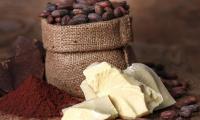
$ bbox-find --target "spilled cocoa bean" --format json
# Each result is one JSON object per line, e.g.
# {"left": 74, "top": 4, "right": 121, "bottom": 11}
{"left": 160, "top": 110, "right": 177, "bottom": 120}
{"left": 176, "top": 96, "right": 198, "bottom": 108}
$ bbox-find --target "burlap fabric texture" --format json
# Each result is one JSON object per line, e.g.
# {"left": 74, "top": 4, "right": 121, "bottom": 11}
{"left": 42, "top": 15, "right": 133, "bottom": 98}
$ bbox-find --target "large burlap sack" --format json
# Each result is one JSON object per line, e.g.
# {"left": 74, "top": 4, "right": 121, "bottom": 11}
{"left": 42, "top": 15, "right": 133, "bottom": 97}
{"left": 42, "top": 15, "right": 133, "bottom": 52}
{"left": 45, "top": 49, "right": 127, "bottom": 97}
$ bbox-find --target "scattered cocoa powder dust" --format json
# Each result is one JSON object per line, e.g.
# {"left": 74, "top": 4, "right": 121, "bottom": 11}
{"left": 0, "top": 76, "right": 82, "bottom": 118}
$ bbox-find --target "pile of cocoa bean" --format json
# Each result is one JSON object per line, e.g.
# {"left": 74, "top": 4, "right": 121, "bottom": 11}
{"left": 145, "top": 63, "right": 200, "bottom": 120}
{"left": 40, "top": 0, "right": 129, "bottom": 26}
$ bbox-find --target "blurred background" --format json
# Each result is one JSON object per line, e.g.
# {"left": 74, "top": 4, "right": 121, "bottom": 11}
{"left": 0, "top": 0, "right": 200, "bottom": 91}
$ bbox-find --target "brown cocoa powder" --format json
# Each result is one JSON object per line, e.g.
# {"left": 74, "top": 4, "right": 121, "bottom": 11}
{"left": 0, "top": 76, "right": 82, "bottom": 118}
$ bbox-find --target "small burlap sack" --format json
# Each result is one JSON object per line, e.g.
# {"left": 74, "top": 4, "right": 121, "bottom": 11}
{"left": 42, "top": 15, "right": 132, "bottom": 52}
{"left": 45, "top": 49, "right": 127, "bottom": 97}
{"left": 42, "top": 15, "right": 133, "bottom": 97}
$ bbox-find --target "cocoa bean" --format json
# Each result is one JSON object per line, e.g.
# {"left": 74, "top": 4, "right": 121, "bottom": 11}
{"left": 56, "top": 3, "right": 73, "bottom": 9}
{"left": 179, "top": 107, "right": 192, "bottom": 118}
{"left": 68, "top": 14, "right": 88, "bottom": 25}
{"left": 176, "top": 117, "right": 184, "bottom": 120}
{"left": 73, "top": 3, "right": 87, "bottom": 9}
{"left": 40, "top": 11, "right": 51, "bottom": 18}
{"left": 114, "top": 7, "right": 124, "bottom": 17}
{"left": 160, "top": 110, "right": 177, "bottom": 120}
{"left": 73, "top": 14, "right": 87, "bottom": 19}
{"left": 135, "top": 118, "right": 152, "bottom": 120}
{"left": 123, "top": 4, "right": 130, "bottom": 10}
{"left": 162, "top": 80, "right": 181, "bottom": 87}
{"left": 46, "top": 2, "right": 57, "bottom": 12}
{"left": 161, "top": 72, "right": 178, "bottom": 80}
{"left": 51, "top": 10, "right": 69, "bottom": 17}
{"left": 55, "top": 17, "right": 62, "bottom": 23}
{"left": 102, "top": 11, "right": 114, "bottom": 21}
{"left": 170, "top": 86, "right": 186, "bottom": 98}
{"left": 84, "top": 0, "right": 100, "bottom": 5}
{"left": 181, "top": 104, "right": 199, "bottom": 112}
{"left": 47, "top": 15, "right": 54, "bottom": 24}
{"left": 176, "top": 96, "right": 198, "bottom": 108}
{"left": 56, "top": 0, "right": 74, "bottom": 4}
{"left": 95, "top": 4, "right": 104, "bottom": 15}
{"left": 61, "top": 15, "right": 71, "bottom": 25}
{"left": 72, "top": 9, "right": 86, "bottom": 15}
{"left": 104, "top": 7, "right": 113, "bottom": 13}
{"left": 112, "top": 1, "right": 127, "bottom": 8}
{"left": 180, "top": 81, "right": 189, "bottom": 89}
{"left": 76, "top": 0, "right": 88, "bottom": 4}
{"left": 114, "top": 6, "right": 128, "bottom": 17}
{"left": 88, "top": 13, "right": 102, "bottom": 22}
{"left": 96, "top": 1, "right": 112, "bottom": 8}
{"left": 83, "top": 5, "right": 95, "bottom": 13}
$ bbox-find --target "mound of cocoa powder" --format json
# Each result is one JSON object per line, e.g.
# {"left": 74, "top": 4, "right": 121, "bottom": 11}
{"left": 0, "top": 76, "right": 82, "bottom": 118}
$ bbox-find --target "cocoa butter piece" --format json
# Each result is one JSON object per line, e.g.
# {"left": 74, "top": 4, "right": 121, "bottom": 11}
{"left": 176, "top": 96, "right": 198, "bottom": 108}
{"left": 102, "top": 11, "right": 114, "bottom": 21}
{"left": 51, "top": 10, "right": 69, "bottom": 17}
{"left": 88, "top": 13, "right": 102, "bottom": 22}
{"left": 160, "top": 110, "right": 177, "bottom": 119}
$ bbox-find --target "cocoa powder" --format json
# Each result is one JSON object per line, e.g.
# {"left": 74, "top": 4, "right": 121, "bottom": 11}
{"left": 0, "top": 76, "right": 82, "bottom": 118}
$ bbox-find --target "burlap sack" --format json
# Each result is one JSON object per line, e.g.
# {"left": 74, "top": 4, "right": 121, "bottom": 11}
{"left": 42, "top": 15, "right": 133, "bottom": 52}
{"left": 42, "top": 15, "right": 133, "bottom": 97}
{"left": 45, "top": 49, "right": 127, "bottom": 97}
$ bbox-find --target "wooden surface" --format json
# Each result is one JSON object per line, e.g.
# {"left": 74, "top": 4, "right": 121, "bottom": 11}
{"left": 0, "top": 0, "right": 200, "bottom": 119}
